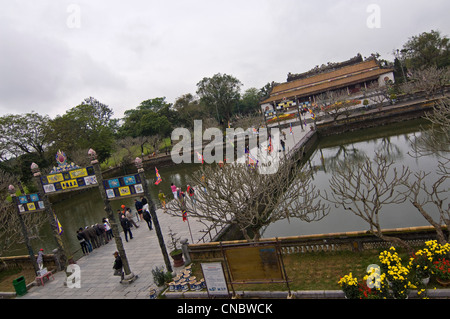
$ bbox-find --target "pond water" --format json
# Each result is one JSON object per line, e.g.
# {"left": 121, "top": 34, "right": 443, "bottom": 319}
{"left": 8, "top": 119, "right": 445, "bottom": 256}
{"left": 262, "top": 119, "right": 445, "bottom": 238}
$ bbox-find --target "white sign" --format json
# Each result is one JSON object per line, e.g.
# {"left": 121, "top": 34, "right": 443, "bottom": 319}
{"left": 201, "top": 262, "right": 229, "bottom": 296}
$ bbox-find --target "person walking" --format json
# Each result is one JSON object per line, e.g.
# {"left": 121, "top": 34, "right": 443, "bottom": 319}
{"left": 142, "top": 205, "right": 153, "bottom": 230}
{"left": 140, "top": 196, "right": 148, "bottom": 207}
{"left": 171, "top": 183, "right": 178, "bottom": 199}
{"left": 120, "top": 214, "right": 133, "bottom": 242}
{"left": 112, "top": 251, "right": 124, "bottom": 282}
{"left": 158, "top": 190, "right": 166, "bottom": 209}
{"left": 126, "top": 208, "right": 139, "bottom": 228}
{"left": 134, "top": 199, "right": 143, "bottom": 221}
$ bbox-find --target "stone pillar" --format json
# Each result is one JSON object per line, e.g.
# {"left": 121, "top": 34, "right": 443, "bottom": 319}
{"left": 135, "top": 157, "right": 173, "bottom": 273}
{"left": 8, "top": 185, "right": 40, "bottom": 275}
{"left": 30, "top": 163, "right": 68, "bottom": 269}
{"left": 88, "top": 149, "right": 137, "bottom": 283}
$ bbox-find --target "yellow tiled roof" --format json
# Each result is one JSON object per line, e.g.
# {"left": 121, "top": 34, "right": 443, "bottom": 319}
{"left": 262, "top": 60, "right": 393, "bottom": 104}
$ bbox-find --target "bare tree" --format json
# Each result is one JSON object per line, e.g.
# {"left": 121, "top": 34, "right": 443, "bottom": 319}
{"left": 405, "top": 97, "right": 450, "bottom": 244}
{"left": 166, "top": 155, "right": 329, "bottom": 241}
{"left": 322, "top": 151, "right": 413, "bottom": 251}
{"left": 407, "top": 66, "right": 449, "bottom": 99}
{"left": 0, "top": 171, "right": 48, "bottom": 257}
{"left": 366, "top": 82, "right": 390, "bottom": 109}
{"left": 316, "top": 89, "right": 353, "bottom": 122}
{"left": 403, "top": 171, "right": 449, "bottom": 244}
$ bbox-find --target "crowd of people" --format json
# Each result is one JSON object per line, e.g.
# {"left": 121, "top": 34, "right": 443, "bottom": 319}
{"left": 76, "top": 218, "right": 113, "bottom": 256}
{"left": 76, "top": 196, "right": 153, "bottom": 255}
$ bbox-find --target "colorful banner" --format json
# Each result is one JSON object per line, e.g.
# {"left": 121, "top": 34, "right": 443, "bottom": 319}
{"left": 41, "top": 166, "right": 97, "bottom": 194}
{"left": 15, "top": 193, "right": 45, "bottom": 213}
{"left": 103, "top": 174, "right": 143, "bottom": 200}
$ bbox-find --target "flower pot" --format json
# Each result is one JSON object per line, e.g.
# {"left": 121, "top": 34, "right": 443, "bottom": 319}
{"left": 170, "top": 250, "right": 185, "bottom": 267}
{"left": 436, "top": 277, "right": 450, "bottom": 287}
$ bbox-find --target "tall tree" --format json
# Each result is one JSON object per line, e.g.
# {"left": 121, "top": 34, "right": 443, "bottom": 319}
{"left": 0, "top": 112, "right": 50, "bottom": 160}
{"left": 401, "top": 30, "right": 450, "bottom": 70}
{"left": 120, "top": 97, "right": 174, "bottom": 138}
{"left": 235, "top": 87, "right": 263, "bottom": 115}
{"left": 196, "top": 73, "right": 242, "bottom": 125}
{"left": 47, "top": 97, "right": 115, "bottom": 163}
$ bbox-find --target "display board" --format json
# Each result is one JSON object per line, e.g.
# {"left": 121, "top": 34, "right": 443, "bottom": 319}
{"left": 201, "top": 262, "right": 229, "bottom": 296}
{"left": 224, "top": 245, "right": 284, "bottom": 283}
{"left": 15, "top": 193, "right": 45, "bottom": 213}
{"left": 103, "top": 174, "right": 144, "bottom": 200}
{"left": 41, "top": 166, "right": 98, "bottom": 194}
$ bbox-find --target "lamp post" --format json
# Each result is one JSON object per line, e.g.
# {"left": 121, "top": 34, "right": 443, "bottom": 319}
{"left": 135, "top": 157, "right": 173, "bottom": 273}
{"left": 8, "top": 185, "right": 40, "bottom": 275}
{"left": 31, "top": 163, "right": 67, "bottom": 270}
{"left": 88, "top": 149, "right": 137, "bottom": 283}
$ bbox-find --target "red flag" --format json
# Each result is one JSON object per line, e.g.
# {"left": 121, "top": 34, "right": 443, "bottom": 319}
{"left": 182, "top": 210, "right": 187, "bottom": 222}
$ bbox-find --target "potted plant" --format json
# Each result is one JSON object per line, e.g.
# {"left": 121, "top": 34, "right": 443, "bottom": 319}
{"left": 338, "top": 272, "right": 359, "bottom": 299}
{"left": 151, "top": 265, "right": 173, "bottom": 287}
{"left": 388, "top": 264, "right": 411, "bottom": 299}
{"left": 408, "top": 249, "right": 432, "bottom": 284}
{"left": 433, "top": 258, "right": 450, "bottom": 286}
{"left": 167, "top": 227, "right": 184, "bottom": 267}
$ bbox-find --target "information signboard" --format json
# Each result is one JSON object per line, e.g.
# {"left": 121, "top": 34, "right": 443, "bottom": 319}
{"left": 224, "top": 245, "right": 284, "bottom": 283}
{"left": 201, "top": 262, "right": 229, "bottom": 297}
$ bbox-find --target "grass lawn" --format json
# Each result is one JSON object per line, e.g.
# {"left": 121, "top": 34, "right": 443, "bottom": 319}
{"left": 190, "top": 249, "right": 447, "bottom": 292}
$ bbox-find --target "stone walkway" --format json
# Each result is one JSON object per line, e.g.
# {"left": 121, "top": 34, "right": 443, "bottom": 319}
{"left": 19, "top": 207, "right": 211, "bottom": 299}
{"left": 18, "top": 123, "right": 311, "bottom": 299}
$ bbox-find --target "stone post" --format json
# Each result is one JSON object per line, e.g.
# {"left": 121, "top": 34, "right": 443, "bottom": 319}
{"left": 135, "top": 157, "right": 173, "bottom": 273}
{"left": 31, "top": 163, "right": 68, "bottom": 270}
{"left": 88, "top": 149, "right": 137, "bottom": 283}
{"left": 8, "top": 185, "right": 40, "bottom": 275}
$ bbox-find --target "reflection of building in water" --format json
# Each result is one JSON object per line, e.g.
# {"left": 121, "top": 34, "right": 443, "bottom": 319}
{"left": 260, "top": 54, "right": 395, "bottom": 113}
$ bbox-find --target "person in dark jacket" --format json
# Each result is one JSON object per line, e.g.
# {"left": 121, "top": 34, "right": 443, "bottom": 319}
{"left": 142, "top": 205, "right": 153, "bottom": 231}
{"left": 77, "top": 228, "right": 89, "bottom": 255}
{"left": 86, "top": 226, "right": 98, "bottom": 249}
{"left": 120, "top": 215, "right": 133, "bottom": 242}
{"left": 134, "top": 199, "right": 143, "bottom": 221}
{"left": 113, "top": 251, "right": 124, "bottom": 282}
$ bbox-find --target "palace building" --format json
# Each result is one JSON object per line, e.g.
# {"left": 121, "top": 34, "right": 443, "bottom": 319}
{"left": 260, "top": 54, "right": 395, "bottom": 116}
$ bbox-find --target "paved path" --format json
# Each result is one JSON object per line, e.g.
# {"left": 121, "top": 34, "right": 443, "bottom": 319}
{"left": 19, "top": 207, "right": 211, "bottom": 299}
{"left": 18, "top": 122, "right": 310, "bottom": 299}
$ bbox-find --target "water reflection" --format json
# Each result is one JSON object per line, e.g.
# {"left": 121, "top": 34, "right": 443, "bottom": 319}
{"left": 263, "top": 120, "right": 442, "bottom": 238}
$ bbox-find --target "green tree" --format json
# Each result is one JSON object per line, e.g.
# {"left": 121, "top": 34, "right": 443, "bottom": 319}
{"left": 47, "top": 97, "right": 115, "bottom": 163}
{"left": 173, "top": 93, "right": 208, "bottom": 129}
{"left": 0, "top": 112, "right": 50, "bottom": 160}
{"left": 120, "top": 97, "right": 174, "bottom": 138}
{"left": 235, "top": 87, "right": 263, "bottom": 115}
{"left": 196, "top": 73, "right": 242, "bottom": 125}
{"left": 401, "top": 30, "right": 450, "bottom": 70}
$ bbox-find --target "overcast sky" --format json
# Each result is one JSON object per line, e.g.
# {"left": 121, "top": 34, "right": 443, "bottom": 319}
{"left": 1, "top": 0, "right": 449, "bottom": 119}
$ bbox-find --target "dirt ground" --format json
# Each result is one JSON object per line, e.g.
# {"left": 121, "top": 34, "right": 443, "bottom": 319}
{"left": 0, "top": 268, "right": 37, "bottom": 292}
